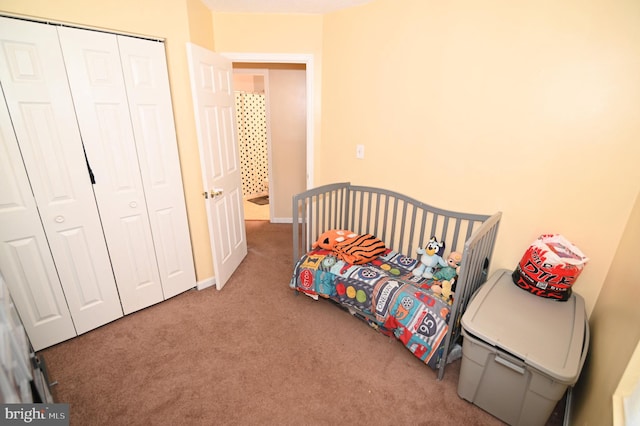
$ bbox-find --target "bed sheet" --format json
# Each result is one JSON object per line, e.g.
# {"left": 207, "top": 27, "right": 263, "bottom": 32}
{"left": 290, "top": 248, "right": 453, "bottom": 369}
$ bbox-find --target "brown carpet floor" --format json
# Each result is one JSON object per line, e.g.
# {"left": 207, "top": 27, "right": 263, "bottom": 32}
{"left": 39, "top": 221, "right": 563, "bottom": 425}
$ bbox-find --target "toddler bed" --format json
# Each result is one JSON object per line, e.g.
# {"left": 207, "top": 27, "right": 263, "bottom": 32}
{"left": 290, "top": 182, "right": 501, "bottom": 380}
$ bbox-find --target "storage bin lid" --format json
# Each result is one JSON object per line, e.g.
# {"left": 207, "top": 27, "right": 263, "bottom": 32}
{"left": 462, "top": 269, "right": 587, "bottom": 383}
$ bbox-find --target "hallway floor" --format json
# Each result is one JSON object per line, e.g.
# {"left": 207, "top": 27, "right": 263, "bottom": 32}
{"left": 243, "top": 198, "right": 269, "bottom": 221}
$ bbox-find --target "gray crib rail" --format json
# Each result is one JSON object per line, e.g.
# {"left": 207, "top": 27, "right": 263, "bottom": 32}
{"left": 292, "top": 182, "right": 502, "bottom": 380}
{"left": 436, "top": 210, "right": 501, "bottom": 379}
{"left": 292, "top": 182, "right": 350, "bottom": 265}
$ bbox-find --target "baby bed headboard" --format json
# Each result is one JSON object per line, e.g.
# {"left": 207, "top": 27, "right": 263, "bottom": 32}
{"left": 293, "top": 183, "right": 496, "bottom": 260}
{"left": 292, "top": 182, "right": 502, "bottom": 379}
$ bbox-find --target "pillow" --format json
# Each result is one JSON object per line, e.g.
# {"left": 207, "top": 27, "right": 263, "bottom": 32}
{"left": 312, "top": 229, "right": 357, "bottom": 250}
{"left": 334, "top": 234, "right": 386, "bottom": 265}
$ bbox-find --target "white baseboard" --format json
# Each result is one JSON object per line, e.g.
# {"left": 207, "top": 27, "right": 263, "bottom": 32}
{"left": 196, "top": 276, "right": 216, "bottom": 290}
{"left": 271, "top": 217, "right": 292, "bottom": 224}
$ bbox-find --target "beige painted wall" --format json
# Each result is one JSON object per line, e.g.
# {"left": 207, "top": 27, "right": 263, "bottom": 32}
{"left": 573, "top": 191, "right": 640, "bottom": 425}
{"left": 0, "top": 0, "right": 216, "bottom": 281}
{"left": 268, "top": 68, "right": 307, "bottom": 219}
{"left": 186, "top": 0, "right": 214, "bottom": 50}
{"left": 233, "top": 73, "right": 265, "bottom": 93}
{"left": 321, "top": 0, "right": 640, "bottom": 319}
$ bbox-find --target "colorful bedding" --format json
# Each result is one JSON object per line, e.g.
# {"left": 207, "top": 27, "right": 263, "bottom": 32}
{"left": 290, "top": 247, "right": 453, "bottom": 369}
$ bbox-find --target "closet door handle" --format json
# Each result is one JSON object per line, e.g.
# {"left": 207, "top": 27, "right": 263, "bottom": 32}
{"left": 82, "top": 144, "right": 96, "bottom": 184}
{"left": 129, "top": 201, "right": 138, "bottom": 208}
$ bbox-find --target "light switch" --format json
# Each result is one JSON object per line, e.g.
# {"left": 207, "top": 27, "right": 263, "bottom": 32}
{"left": 356, "top": 144, "right": 365, "bottom": 159}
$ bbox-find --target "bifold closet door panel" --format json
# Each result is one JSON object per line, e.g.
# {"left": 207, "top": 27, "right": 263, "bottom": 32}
{"left": 57, "top": 26, "right": 165, "bottom": 314}
{"left": 0, "top": 89, "right": 76, "bottom": 351}
{"left": 0, "top": 17, "right": 123, "bottom": 342}
{"left": 118, "top": 36, "right": 197, "bottom": 298}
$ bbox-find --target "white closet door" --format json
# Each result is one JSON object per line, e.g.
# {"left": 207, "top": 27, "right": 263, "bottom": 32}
{"left": 118, "top": 36, "right": 196, "bottom": 298}
{"left": 57, "top": 27, "right": 164, "bottom": 314}
{"left": 0, "top": 90, "right": 76, "bottom": 350}
{"left": 0, "top": 17, "right": 123, "bottom": 342}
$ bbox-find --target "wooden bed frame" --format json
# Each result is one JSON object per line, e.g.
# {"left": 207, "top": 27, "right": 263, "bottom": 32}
{"left": 292, "top": 182, "right": 501, "bottom": 380}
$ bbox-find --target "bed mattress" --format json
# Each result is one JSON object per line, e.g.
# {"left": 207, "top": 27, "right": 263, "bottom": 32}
{"left": 290, "top": 247, "right": 453, "bottom": 368}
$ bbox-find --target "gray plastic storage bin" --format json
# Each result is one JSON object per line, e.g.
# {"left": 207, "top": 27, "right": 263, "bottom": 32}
{"left": 457, "top": 269, "right": 589, "bottom": 426}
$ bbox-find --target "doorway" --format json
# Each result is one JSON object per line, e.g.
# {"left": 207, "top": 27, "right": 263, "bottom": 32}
{"left": 233, "top": 69, "right": 271, "bottom": 221}
{"left": 225, "top": 53, "right": 313, "bottom": 224}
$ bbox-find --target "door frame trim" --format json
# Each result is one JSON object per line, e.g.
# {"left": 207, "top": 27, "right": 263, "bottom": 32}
{"left": 221, "top": 52, "right": 314, "bottom": 190}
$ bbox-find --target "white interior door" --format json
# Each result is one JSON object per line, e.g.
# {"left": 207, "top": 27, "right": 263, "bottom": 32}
{"left": 0, "top": 88, "right": 76, "bottom": 350}
{"left": 118, "top": 35, "right": 196, "bottom": 299}
{"left": 0, "top": 17, "right": 123, "bottom": 343}
{"left": 187, "top": 43, "right": 247, "bottom": 290}
{"left": 58, "top": 26, "right": 164, "bottom": 315}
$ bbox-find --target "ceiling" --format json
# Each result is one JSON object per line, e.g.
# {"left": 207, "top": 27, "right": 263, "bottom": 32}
{"left": 202, "top": 0, "right": 374, "bottom": 14}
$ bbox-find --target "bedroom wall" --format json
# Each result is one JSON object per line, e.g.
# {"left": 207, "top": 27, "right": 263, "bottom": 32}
{"left": 573, "top": 190, "right": 640, "bottom": 425}
{"left": 0, "top": 0, "right": 216, "bottom": 281}
{"left": 320, "top": 0, "right": 640, "bottom": 320}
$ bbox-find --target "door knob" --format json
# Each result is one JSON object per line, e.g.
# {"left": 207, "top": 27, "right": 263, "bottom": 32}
{"left": 210, "top": 189, "right": 223, "bottom": 198}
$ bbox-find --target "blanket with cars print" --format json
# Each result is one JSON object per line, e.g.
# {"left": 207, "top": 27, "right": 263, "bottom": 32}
{"left": 290, "top": 247, "right": 453, "bottom": 369}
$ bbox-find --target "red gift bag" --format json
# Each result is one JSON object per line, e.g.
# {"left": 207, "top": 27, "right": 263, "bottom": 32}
{"left": 512, "top": 234, "right": 588, "bottom": 301}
